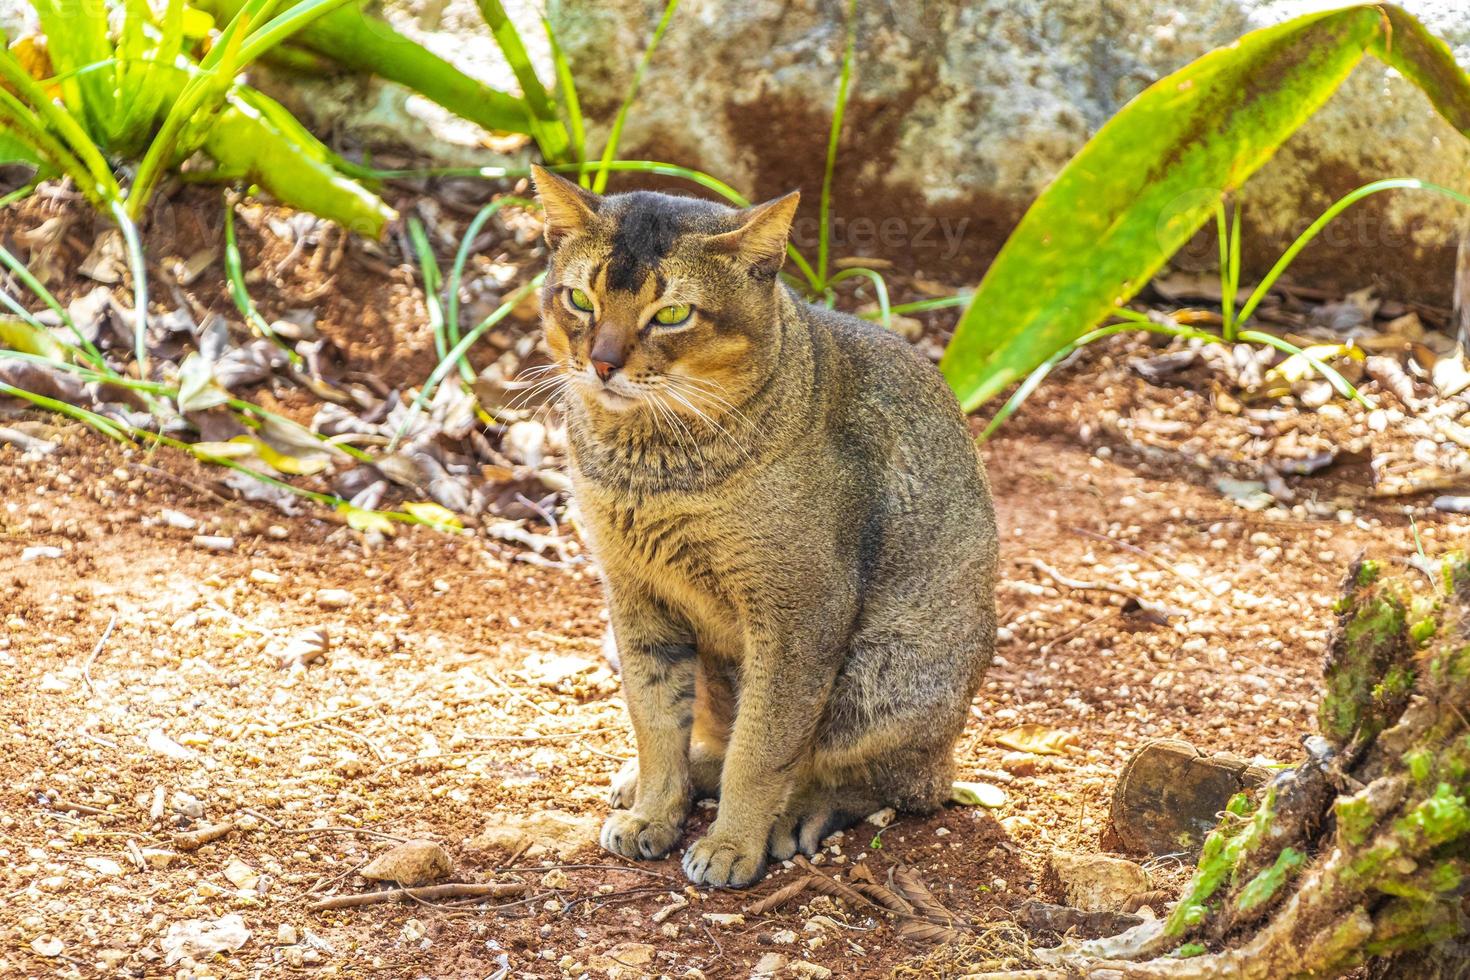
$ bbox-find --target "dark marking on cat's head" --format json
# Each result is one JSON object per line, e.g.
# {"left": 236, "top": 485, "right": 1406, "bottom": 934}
{"left": 530, "top": 165, "right": 799, "bottom": 428}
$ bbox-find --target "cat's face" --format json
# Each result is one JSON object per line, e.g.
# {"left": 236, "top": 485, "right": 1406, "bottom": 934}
{"left": 531, "top": 166, "right": 798, "bottom": 419}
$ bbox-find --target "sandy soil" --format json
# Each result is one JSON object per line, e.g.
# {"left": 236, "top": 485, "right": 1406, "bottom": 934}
{"left": 2, "top": 183, "right": 1467, "bottom": 979}
{"left": 3, "top": 388, "right": 1461, "bottom": 977}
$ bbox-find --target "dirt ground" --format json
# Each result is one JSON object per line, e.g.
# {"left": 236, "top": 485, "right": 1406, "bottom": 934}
{"left": 2, "top": 184, "right": 1469, "bottom": 979}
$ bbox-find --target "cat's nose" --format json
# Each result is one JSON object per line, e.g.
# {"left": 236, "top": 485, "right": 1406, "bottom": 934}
{"left": 592, "top": 358, "right": 620, "bottom": 381}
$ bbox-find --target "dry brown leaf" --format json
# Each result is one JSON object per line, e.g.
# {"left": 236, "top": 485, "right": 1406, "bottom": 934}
{"left": 993, "top": 723, "right": 1078, "bottom": 756}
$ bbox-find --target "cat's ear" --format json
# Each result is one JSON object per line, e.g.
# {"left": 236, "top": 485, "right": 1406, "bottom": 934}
{"left": 530, "top": 165, "right": 601, "bottom": 247}
{"left": 710, "top": 191, "right": 800, "bottom": 275}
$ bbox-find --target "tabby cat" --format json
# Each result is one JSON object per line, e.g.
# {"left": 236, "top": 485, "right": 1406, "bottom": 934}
{"left": 531, "top": 165, "right": 997, "bottom": 888}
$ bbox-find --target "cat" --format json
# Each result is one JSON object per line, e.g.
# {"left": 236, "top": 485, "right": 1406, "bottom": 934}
{"left": 530, "top": 165, "right": 998, "bottom": 887}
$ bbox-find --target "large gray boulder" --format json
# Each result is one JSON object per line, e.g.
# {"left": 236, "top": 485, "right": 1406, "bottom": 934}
{"left": 546, "top": 0, "right": 1470, "bottom": 302}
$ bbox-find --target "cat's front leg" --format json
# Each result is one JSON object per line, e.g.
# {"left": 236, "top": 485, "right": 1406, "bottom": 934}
{"left": 682, "top": 621, "right": 839, "bottom": 887}
{"left": 599, "top": 593, "right": 696, "bottom": 861}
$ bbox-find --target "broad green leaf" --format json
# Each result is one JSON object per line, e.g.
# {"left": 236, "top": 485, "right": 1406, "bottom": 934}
{"left": 202, "top": 90, "right": 396, "bottom": 237}
{"left": 197, "top": 0, "right": 533, "bottom": 136}
{"left": 941, "top": 4, "right": 1470, "bottom": 412}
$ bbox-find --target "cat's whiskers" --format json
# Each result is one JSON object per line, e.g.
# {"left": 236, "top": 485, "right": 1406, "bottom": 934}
{"left": 659, "top": 381, "right": 752, "bottom": 465}
{"left": 504, "top": 373, "right": 572, "bottom": 414}
{"left": 647, "top": 387, "right": 709, "bottom": 478}
{"left": 665, "top": 374, "right": 761, "bottom": 434}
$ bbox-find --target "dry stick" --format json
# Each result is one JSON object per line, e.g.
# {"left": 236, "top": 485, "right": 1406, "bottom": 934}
{"left": 80, "top": 613, "right": 117, "bottom": 696}
{"left": 1066, "top": 524, "right": 1210, "bottom": 596}
{"left": 319, "top": 722, "right": 388, "bottom": 763}
{"left": 1015, "top": 557, "right": 1184, "bottom": 622}
{"left": 275, "top": 826, "right": 408, "bottom": 844}
{"left": 173, "top": 822, "right": 236, "bottom": 850}
{"left": 309, "top": 881, "right": 526, "bottom": 911}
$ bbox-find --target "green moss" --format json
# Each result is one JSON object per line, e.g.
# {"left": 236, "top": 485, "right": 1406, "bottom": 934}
{"left": 1235, "top": 847, "right": 1306, "bottom": 911}
{"left": 1405, "top": 749, "right": 1434, "bottom": 785}
{"left": 1358, "top": 559, "right": 1384, "bottom": 587}
{"left": 1170, "top": 943, "right": 1207, "bottom": 958}
{"left": 1395, "top": 783, "right": 1470, "bottom": 850}
{"left": 1365, "top": 897, "right": 1462, "bottom": 955}
{"left": 1371, "top": 664, "right": 1415, "bottom": 703}
{"left": 1335, "top": 795, "right": 1378, "bottom": 846}
{"left": 1166, "top": 788, "right": 1276, "bottom": 936}
{"left": 1320, "top": 589, "right": 1410, "bottom": 744}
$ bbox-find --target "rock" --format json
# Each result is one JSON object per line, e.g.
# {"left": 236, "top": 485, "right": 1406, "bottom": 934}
{"left": 315, "top": 588, "right": 354, "bottom": 610}
{"left": 171, "top": 791, "right": 205, "bottom": 819}
{"left": 20, "top": 545, "right": 62, "bottom": 561}
{"left": 141, "top": 848, "right": 180, "bottom": 869}
{"left": 223, "top": 859, "right": 259, "bottom": 890}
{"left": 277, "top": 923, "right": 298, "bottom": 945}
{"left": 1109, "top": 738, "right": 1271, "bottom": 856}
{"left": 1000, "top": 751, "right": 1040, "bottom": 777}
{"left": 789, "top": 963, "right": 833, "bottom": 980}
{"left": 191, "top": 534, "right": 235, "bottom": 552}
{"left": 84, "top": 857, "right": 125, "bottom": 877}
{"left": 703, "top": 912, "right": 745, "bottom": 927}
{"left": 468, "top": 808, "right": 600, "bottom": 860}
{"left": 770, "top": 929, "right": 798, "bottom": 945}
{"left": 1049, "top": 851, "right": 1150, "bottom": 913}
{"left": 161, "top": 913, "right": 250, "bottom": 966}
{"left": 145, "top": 728, "right": 196, "bottom": 762}
{"left": 590, "top": 941, "right": 656, "bottom": 977}
{"left": 30, "top": 936, "right": 62, "bottom": 957}
{"left": 545, "top": 0, "right": 1470, "bottom": 302}
{"left": 273, "top": 628, "right": 330, "bottom": 668}
{"left": 360, "top": 839, "right": 452, "bottom": 886}
{"left": 863, "top": 807, "right": 895, "bottom": 829}
{"left": 752, "top": 952, "right": 788, "bottom": 976}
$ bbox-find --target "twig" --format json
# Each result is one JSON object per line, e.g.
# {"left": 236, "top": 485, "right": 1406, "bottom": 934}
{"left": 1015, "top": 557, "right": 1184, "bottom": 622}
{"left": 309, "top": 881, "right": 526, "bottom": 911}
{"left": 80, "top": 613, "right": 116, "bottom": 696}
{"left": 173, "top": 822, "right": 236, "bottom": 850}
{"left": 1066, "top": 525, "right": 1210, "bottom": 595}
{"left": 275, "top": 826, "right": 407, "bottom": 844}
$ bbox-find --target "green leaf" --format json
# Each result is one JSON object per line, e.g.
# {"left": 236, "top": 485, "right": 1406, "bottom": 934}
{"left": 941, "top": 4, "right": 1470, "bottom": 412}
{"left": 196, "top": 0, "right": 533, "bottom": 136}
{"left": 476, "top": 0, "right": 569, "bottom": 160}
{"left": 338, "top": 502, "right": 396, "bottom": 535}
{"left": 201, "top": 89, "right": 396, "bottom": 236}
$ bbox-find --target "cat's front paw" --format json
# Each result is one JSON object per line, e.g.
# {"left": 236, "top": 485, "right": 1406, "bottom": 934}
{"left": 608, "top": 758, "right": 638, "bottom": 809}
{"left": 681, "top": 831, "right": 766, "bottom": 888}
{"left": 600, "top": 810, "right": 680, "bottom": 860}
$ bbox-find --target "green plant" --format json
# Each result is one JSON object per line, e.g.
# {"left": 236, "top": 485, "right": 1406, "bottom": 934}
{"left": 941, "top": 3, "right": 1470, "bottom": 415}
{"left": 0, "top": 0, "right": 399, "bottom": 232}
{"left": 978, "top": 177, "right": 1470, "bottom": 438}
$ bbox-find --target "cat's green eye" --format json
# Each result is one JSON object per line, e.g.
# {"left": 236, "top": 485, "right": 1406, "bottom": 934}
{"left": 652, "top": 303, "right": 692, "bottom": 326}
{"left": 568, "top": 287, "right": 593, "bottom": 312}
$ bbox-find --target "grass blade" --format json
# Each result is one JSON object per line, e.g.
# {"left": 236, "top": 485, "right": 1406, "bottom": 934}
{"left": 591, "top": 0, "right": 680, "bottom": 194}
{"left": 543, "top": 17, "right": 586, "bottom": 166}
{"left": 476, "top": 0, "right": 569, "bottom": 161}
{"left": 445, "top": 195, "right": 535, "bottom": 383}
{"left": 828, "top": 266, "right": 891, "bottom": 331}
{"left": 817, "top": 0, "right": 857, "bottom": 288}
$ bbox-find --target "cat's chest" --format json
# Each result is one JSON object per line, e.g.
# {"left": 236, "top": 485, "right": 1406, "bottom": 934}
{"left": 583, "top": 494, "right": 746, "bottom": 652}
